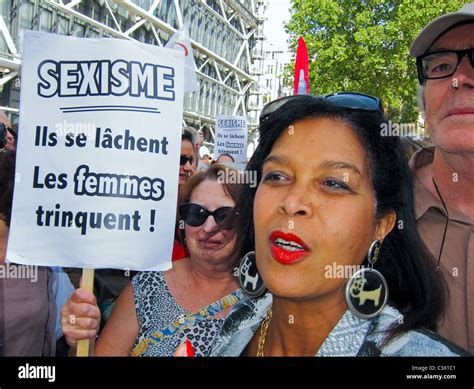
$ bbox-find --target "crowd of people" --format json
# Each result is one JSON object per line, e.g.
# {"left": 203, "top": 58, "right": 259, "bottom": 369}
{"left": 0, "top": 4, "right": 473, "bottom": 357}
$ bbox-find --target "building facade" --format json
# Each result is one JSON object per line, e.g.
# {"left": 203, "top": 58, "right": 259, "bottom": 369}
{"left": 0, "top": 0, "right": 268, "bottom": 149}
{"left": 248, "top": 42, "right": 292, "bottom": 125}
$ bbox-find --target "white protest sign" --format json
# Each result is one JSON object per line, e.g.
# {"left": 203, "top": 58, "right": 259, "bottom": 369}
{"left": 214, "top": 115, "right": 248, "bottom": 164}
{"left": 7, "top": 31, "right": 184, "bottom": 271}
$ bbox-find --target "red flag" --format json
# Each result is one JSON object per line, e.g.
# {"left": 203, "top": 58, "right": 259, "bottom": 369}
{"left": 293, "top": 37, "right": 310, "bottom": 95}
{"left": 165, "top": 25, "right": 198, "bottom": 92}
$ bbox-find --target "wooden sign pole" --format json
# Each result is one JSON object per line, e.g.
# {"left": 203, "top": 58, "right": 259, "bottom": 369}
{"left": 76, "top": 268, "right": 95, "bottom": 357}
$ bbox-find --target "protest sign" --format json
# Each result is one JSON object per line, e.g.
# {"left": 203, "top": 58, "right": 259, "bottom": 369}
{"left": 7, "top": 31, "right": 184, "bottom": 271}
{"left": 214, "top": 115, "right": 248, "bottom": 165}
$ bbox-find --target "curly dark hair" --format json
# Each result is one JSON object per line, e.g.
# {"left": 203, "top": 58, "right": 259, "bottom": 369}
{"left": 0, "top": 149, "right": 16, "bottom": 227}
{"left": 230, "top": 95, "right": 446, "bottom": 341}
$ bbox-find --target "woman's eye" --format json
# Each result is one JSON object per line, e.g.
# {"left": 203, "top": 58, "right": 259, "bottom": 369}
{"left": 262, "top": 172, "right": 287, "bottom": 182}
{"left": 322, "top": 179, "right": 351, "bottom": 191}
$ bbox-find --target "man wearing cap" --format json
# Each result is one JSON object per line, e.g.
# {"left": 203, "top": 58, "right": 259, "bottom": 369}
{"left": 409, "top": 3, "right": 474, "bottom": 353}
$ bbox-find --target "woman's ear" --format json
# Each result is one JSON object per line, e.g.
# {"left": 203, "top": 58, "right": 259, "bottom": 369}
{"left": 374, "top": 210, "right": 397, "bottom": 241}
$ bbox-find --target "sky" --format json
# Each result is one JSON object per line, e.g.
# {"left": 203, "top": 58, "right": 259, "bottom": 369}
{"left": 263, "top": 0, "right": 292, "bottom": 52}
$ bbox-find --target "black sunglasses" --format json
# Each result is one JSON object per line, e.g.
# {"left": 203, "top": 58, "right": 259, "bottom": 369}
{"left": 180, "top": 155, "right": 194, "bottom": 166}
{"left": 179, "top": 203, "right": 234, "bottom": 227}
{"left": 259, "top": 92, "right": 383, "bottom": 123}
{"left": 417, "top": 48, "right": 474, "bottom": 82}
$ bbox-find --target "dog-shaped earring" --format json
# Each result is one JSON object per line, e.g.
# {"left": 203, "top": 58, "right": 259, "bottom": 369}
{"left": 237, "top": 251, "right": 266, "bottom": 298}
{"left": 345, "top": 240, "right": 388, "bottom": 319}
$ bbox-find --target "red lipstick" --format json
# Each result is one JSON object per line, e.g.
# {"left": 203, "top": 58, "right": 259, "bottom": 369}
{"left": 269, "top": 231, "right": 310, "bottom": 265}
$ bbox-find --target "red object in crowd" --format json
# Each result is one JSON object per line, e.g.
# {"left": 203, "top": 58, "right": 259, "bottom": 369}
{"left": 185, "top": 339, "right": 195, "bottom": 357}
{"left": 293, "top": 36, "right": 310, "bottom": 95}
{"left": 172, "top": 239, "right": 187, "bottom": 261}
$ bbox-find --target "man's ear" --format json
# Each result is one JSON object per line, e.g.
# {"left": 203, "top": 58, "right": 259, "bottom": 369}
{"left": 374, "top": 210, "right": 397, "bottom": 241}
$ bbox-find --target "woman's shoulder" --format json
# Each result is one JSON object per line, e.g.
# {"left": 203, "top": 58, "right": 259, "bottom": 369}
{"left": 379, "top": 329, "right": 470, "bottom": 357}
{"left": 211, "top": 293, "right": 272, "bottom": 356}
{"left": 132, "top": 269, "right": 165, "bottom": 289}
{"left": 212, "top": 300, "right": 470, "bottom": 357}
{"left": 372, "top": 306, "right": 470, "bottom": 357}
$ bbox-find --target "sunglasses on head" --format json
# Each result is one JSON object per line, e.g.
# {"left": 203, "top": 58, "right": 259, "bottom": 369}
{"left": 179, "top": 203, "right": 234, "bottom": 227}
{"left": 259, "top": 92, "right": 383, "bottom": 123}
{"left": 180, "top": 155, "right": 194, "bottom": 166}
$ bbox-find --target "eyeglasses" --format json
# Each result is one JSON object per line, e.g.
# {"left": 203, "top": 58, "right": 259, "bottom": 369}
{"left": 417, "top": 48, "right": 474, "bottom": 81}
{"left": 259, "top": 92, "right": 383, "bottom": 123}
{"left": 179, "top": 203, "right": 234, "bottom": 227}
{"left": 180, "top": 155, "right": 194, "bottom": 166}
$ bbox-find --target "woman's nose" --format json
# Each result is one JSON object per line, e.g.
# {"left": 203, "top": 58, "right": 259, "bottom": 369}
{"left": 278, "top": 184, "right": 313, "bottom": 218}
{"left": 200, "top": 213, "right": 218, "bottom": 232}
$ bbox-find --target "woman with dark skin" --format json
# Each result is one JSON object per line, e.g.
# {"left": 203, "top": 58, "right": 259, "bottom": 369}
{"left": 200, "top": 94, "right": 469, "bottom": 357}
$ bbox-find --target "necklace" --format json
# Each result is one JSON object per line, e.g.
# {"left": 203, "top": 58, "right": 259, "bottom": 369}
{"left": 432, "top": 177, "right": 450, "bottom": 271}
{"left": 257, "top": 306, "right": 272, "bottom": 356}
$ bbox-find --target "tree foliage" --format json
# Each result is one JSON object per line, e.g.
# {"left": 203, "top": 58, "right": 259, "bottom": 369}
{"left": 285, "top": 0, "right": 465, "bottom": 122}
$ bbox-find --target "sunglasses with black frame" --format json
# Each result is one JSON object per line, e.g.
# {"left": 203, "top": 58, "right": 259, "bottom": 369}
{"left": 259, "top": 92, "right": 383, "bottom": 124}
{"left": 180, "top": 155, "right": 194, "bottom": 166}
{"left": 179, "top": 203, "right": 234, "bottom": 228}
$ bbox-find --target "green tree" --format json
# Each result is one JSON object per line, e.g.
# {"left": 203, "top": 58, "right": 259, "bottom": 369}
{"left": 285, "top": 0, "right": 465, "bottom": 122}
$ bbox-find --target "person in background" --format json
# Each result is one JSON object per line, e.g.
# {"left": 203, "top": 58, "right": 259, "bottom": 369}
{"left": 179, "top": 129, "right": 196, "bottom": 187}
{"left": 0, "top": 111, "right": 10, "bottom": 129}
{"left": 199, "top": 154, "right": 212, "bottom": 169}
{"left": 0, "top": 150, "right": 56, "bottom": 356}
{"left": 197, "top": 145, "right": 212, "bottom": 172}
{"left": 198, "top": 129, "right": 204, "bottom": 147}
{"left": 66, "top": 128, "right": 199, "bottom": 332}
{"left": 61, "top": 165, "right": 244, "bottom": 356}
{"left": 216, "top": 153, "right": 235, "bottom": 164}
{"left": 0, "top": 112, "right": 15, "bottom": 151}
{"left": 51, "top": 266, "right": 75, "bottom": 356}
{"left": 173, "top": 128, "right": 198, "bottom": 260}
{"left": 183, "top": 126, "right": 201, "bottom": 170}
{"left": 409, "top": 3, "right": 474, "bottom": 353}
{"left": 8, "top": 123, "right": 18, "bottom": 151}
